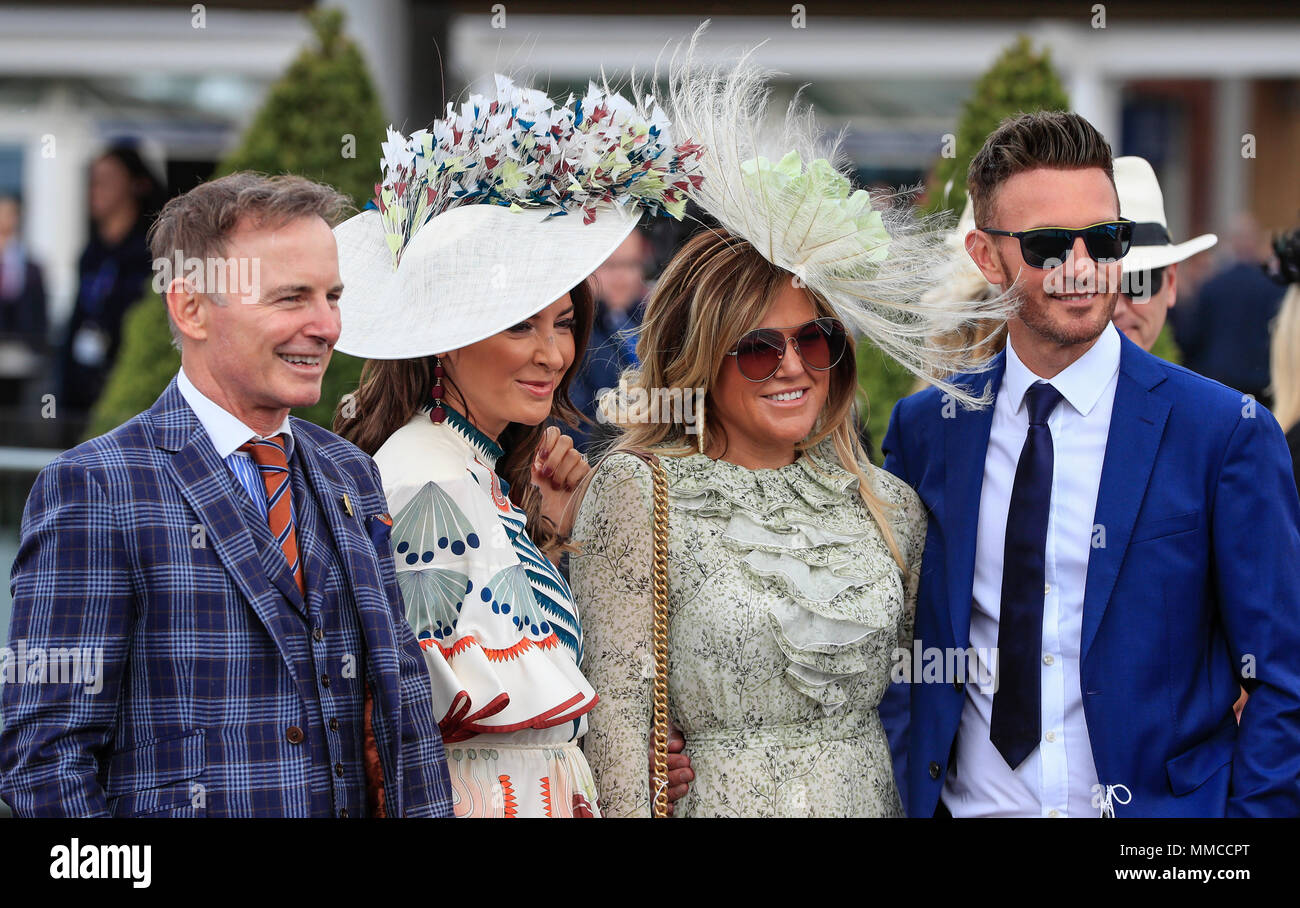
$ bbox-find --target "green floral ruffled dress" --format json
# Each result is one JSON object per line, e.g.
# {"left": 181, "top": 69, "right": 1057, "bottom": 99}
{"left": 570, "top": 439, "right": 926, "bottom": 817}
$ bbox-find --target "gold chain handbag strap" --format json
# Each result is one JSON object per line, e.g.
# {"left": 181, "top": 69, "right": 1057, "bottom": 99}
{"left": 628, "top": 450, "right": 671, "bottom": 818}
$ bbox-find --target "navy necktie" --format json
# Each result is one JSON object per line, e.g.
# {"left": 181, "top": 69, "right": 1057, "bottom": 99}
{"left": 991, "top": 381, "right": 1064, "bottom": 769}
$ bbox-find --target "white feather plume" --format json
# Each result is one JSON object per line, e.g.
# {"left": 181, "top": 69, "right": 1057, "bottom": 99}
{"left": 666, "top": 27, "right": 1018, "bottom": 405}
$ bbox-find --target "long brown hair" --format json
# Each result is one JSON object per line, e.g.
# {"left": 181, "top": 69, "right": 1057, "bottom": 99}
{"left": 335, "top": 281, "right": 595, "bottom": 556}
{"left": 1270, "top": 284, "right": 1300, "bottom": 434}
{"left": 584, "top": 228, "right": 906, "bottom": 570}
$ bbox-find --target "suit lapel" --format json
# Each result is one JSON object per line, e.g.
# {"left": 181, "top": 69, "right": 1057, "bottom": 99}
{"left": 239, "top": 489, "right": 309, "bottom": 615}
{"left": 151, "top": 381, "right": 316, "bottom": 705}
{"left": 943, "top": 356, "right": 1005, "bottom": 647}
{"left": 295, "top": 433, "right": 378, "bottom": 622}
{"left": 294, "top": 431, "right": 400, "bottom": 763}
{"left": 287, "top": 454, "right": 331, "bottom": 618}
{"left": 1081, "top": 340, "right": 1170, "bottom": 664}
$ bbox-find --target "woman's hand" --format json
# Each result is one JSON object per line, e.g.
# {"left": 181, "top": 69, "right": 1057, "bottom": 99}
{"left": 1234, "top": 687, "right": 1248, "bottom": 724}
{"left": 531, "top": 426, "right": 590, "bottom": 539}
{"left": 649, "top": 723, "right": 694, "bottom": 816}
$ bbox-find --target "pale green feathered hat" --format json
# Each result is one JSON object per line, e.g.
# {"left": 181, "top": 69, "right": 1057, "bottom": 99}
{"left": 668, "top": 28, "right": 1016, "bottom": 403}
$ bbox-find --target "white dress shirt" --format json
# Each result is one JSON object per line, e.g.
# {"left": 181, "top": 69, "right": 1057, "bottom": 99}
{"left": 176, "top": 367, "right": 295, "bottom": 519}
{"left": 943, "top": 322, "right": 1121, "bottom": 818}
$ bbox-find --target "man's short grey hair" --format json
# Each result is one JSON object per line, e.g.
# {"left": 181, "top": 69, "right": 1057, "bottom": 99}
{"left": 148, "top": 172, "right": 351, "bottom": 349}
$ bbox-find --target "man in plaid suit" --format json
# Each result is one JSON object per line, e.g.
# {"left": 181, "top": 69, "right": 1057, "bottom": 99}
{"left": 0, "top": 173, "right": 453, "bottom": 817}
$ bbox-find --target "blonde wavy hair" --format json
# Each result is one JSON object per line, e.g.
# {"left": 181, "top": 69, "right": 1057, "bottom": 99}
{"left": 1269, "top": 284, "right": 1300, "bottom": 434}
{"left": 587, "top": 227, "right": 907, "bottom": 570}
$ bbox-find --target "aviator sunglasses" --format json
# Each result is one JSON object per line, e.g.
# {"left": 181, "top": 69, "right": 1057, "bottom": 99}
{"left": 980, "top": 219, "right": 1135, "bottom": 269}
{"left": 726, "top": 317, "right": 849, "bottom": 382}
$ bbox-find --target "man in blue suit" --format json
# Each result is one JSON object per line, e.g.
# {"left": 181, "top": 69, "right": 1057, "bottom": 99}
{"left": 0, "top": 173, "right": 453, "bottom": 817}
{"left": 883, "top": 112, "right": 1300, "bottom": 817}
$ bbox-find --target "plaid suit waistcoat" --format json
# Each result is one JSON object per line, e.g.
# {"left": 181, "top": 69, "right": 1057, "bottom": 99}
{"left": 239, "top": 453, "right": 370, "bottom": 817}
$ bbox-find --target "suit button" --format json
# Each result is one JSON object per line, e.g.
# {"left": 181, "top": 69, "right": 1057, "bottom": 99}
{"left": 334, "top": 762, "right": 345, "bottom": 778}
{"left": 286, "top": 726, "right": 304, "bottom": 744}
{"left": 339, "top": 808, "right": 349, "bottom": 818}
{"left": 321, "top": 674, "right": 331, "bottom": 689}
{"left": 313, "top": 627, "right": 325, "bottom": 642}
{"left": 929, "top": 761, "right": 941, "bottom": 780}
{"left": 329, "top": 717, "right": 340, "bottom": 731}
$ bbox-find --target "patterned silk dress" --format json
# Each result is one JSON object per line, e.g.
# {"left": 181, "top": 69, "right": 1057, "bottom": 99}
{"left": 373, "top": 406, "right": 600, "bottom": 817}
{"left": 570, "top": 440, "right": 926, "bottom": 817}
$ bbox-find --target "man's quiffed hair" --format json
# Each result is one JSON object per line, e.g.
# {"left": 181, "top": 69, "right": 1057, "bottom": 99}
{"left": 968, "top": 111, "right": 1115, "bottom": 228}
{"left": 149, "top": 172, "right": 351, "bottom": 347}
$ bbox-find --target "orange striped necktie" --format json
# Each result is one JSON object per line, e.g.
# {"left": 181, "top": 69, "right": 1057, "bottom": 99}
{"left": 239, "top": 434, "right": 304, "bottom": 595}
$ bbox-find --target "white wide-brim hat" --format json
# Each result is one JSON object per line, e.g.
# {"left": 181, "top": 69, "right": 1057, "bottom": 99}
{"left": 1115, "top": 155, "right": 1217, "bottom": 273}
{"left": 334, "top": 202, "right": 641, "bottom": 360}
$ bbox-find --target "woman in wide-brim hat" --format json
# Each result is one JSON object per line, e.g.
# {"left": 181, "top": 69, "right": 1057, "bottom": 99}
{"left": 332, "top": 76, "right": 701, "bottom": 817}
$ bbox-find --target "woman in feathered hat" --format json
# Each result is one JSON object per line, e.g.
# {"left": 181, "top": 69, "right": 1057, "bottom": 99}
{"left": 569, "top": 41, "right": 1016, "bottom": 817}
{"left": 332, "top": 76, "right": 701, "bottom": 817}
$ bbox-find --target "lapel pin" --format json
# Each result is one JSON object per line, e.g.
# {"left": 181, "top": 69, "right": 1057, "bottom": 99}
{"left": 341, "top": 493, "right": 353, "bottom": 517}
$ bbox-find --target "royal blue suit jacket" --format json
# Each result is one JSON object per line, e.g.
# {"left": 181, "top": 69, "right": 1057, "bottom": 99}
{"left": 0, "top": 380, "right": 453, "bottom": 817}
{"left": 882, "top": 334, "right": 1300, "bottom": 817}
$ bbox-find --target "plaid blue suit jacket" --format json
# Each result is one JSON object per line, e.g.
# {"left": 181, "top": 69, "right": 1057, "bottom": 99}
{"left": 0, "top": 379, "right": 453, "bottom": 817}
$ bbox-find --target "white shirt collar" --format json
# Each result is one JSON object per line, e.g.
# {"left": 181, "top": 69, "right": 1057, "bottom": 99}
{"left": 176, "top": 367, "right": 294, "bottom": 459}
{"left": 1003, "top": 321, "right": 1121, "bottom": 419}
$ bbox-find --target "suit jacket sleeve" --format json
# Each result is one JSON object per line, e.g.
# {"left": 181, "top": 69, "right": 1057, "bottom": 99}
{"left": 1, "top": 459, "right": 134, "bottom": 817}
{"left": 1214, "top": 407, "right": 1300, "bottom": 816}
{"left": 365, "top": 458, "right": 454, "bottom": 818}
{"left": 882, "top": 397, "right": 911, "bottom": 485}
{"left": 878, "top": 397, "right": 913, "bottom": 806}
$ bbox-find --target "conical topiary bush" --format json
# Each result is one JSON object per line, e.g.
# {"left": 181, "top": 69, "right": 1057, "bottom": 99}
{"left": 922, "top": 35, "right": 1070, "bottom": 218}
{"left": 89, "top": 6, "right": 387, "bottom": 437}
{"left": 856, "top": 36, "right": 1070, "bottom": 459}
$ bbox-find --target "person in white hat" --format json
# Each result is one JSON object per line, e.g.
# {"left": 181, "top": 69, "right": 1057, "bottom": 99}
{"left": 330, "top": 76, "right": 702, "bottom": 817}
{"left": 1111, "top": 155, "right": 1217, "bottom": 352}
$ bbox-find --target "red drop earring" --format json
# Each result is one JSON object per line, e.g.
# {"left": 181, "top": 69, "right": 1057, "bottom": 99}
{"left": 430, "top": 356, "right": 446, "bottom": 423}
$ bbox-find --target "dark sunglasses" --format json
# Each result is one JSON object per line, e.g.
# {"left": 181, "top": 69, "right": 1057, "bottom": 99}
{"left": 1121, "top": 266, "right": 1166, "bottom": 300}
{"left": 726, "top": 317, "right": 848, "bottom": 382}
{"left": 980, "top": 219, "right": 1134, "bottom": 269}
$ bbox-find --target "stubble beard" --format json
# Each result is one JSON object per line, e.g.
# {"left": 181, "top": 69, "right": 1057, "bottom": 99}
{"left": 1001, "top": 262, "right": 1118, "bottom": 350}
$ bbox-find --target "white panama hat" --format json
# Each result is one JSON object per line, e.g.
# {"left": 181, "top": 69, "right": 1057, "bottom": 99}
{"left": 335, "top": 75, "right": 701, "bottom": 360}
{"left": 334, "top": 202, "right": 641, "bottom": 359}
{"left": 933, "top": 197, "right": 996, "bottom": 303}
{"left": 1115, "top": 155, "right": 1217, "bottom": 273}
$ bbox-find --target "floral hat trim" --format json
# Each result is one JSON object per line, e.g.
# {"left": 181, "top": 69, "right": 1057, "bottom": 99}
{"left": 372, "top": 74, "right": 704, "bottom": 268}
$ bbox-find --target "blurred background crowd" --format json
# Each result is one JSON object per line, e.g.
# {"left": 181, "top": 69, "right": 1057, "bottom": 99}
{"left": 1, "top": 0, "right": 1299, "bottom": 813}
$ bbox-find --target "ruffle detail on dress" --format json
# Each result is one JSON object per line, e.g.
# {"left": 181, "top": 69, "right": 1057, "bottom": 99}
{"left": 665, "top": 439, "right": 872, "bottom": 536}
{"left": 662, "top": 440, "right": 905, "bottom": 712}
{"left": 740, "top": 548, "right": 888, "bottom": 605}
{"left": 747, "top": 546, "right": 902, "bottom": 711}
{"left": 726, "top": 515, "right": 868, "bottom": 568}
{"left": 419, "top": 630, "right": 597, "bottom": 743}
{"left": 407, "top": 557, "right": 598, "bottom": 742}
{"left": 388, "top": 461, "right": 597, "bottom": 743}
